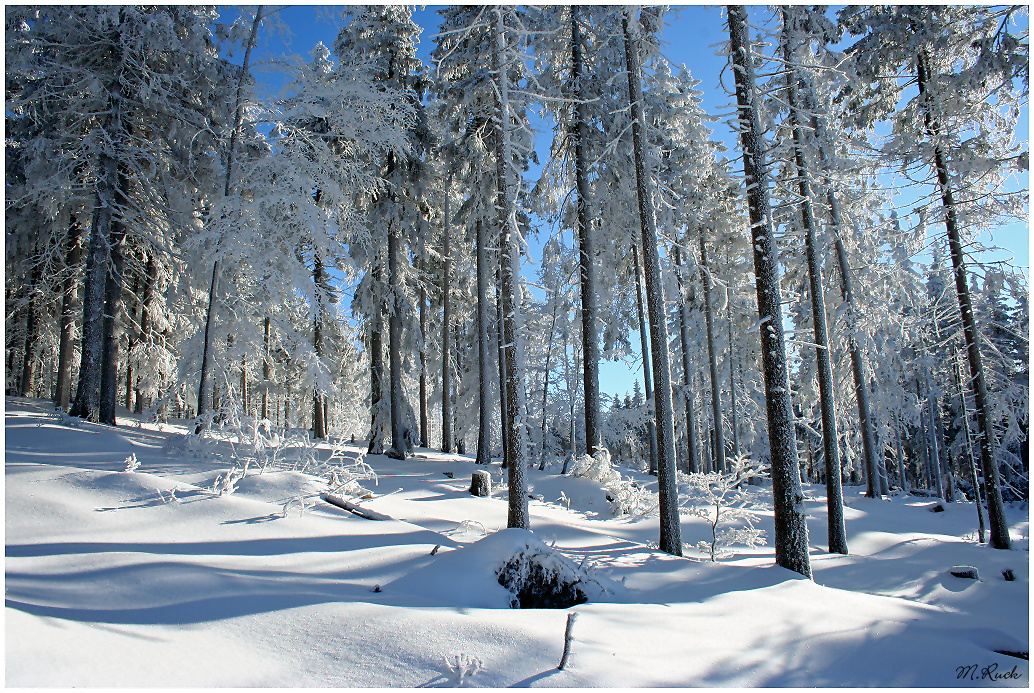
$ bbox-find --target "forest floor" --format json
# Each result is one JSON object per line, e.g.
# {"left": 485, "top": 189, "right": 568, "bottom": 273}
{"left": 5, "top": 396, "right": 1029, "bottom": 687}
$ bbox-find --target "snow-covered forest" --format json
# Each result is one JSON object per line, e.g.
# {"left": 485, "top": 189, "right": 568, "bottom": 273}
{"left": 5, "top": 5, "right": 1030, "bottom": 686}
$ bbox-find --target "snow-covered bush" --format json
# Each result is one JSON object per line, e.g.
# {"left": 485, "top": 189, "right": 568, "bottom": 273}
{"left": 567, "top": 448, "right": 654, "bottom": 516}
{"left": 443, "top": 652, "right": 483, "bottom": 686}
{"left": 680, "top": 457, "right": 768, "bottom": 561}
{"left": 55, "top": 410, "right": 81, "bottom": 428}
{"left": 211, "top": 467, "right": 245, "bottom": 496}
{"left": 497, "top": 539, "right": 610, "bottom": 609}
{"left": 164, "top": 430, "right": 223, "bottom": 462}
{"left": 122, "top": 454, "right": 140, "bottom": 473}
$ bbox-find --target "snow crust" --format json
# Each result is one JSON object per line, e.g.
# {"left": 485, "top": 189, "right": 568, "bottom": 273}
{"left": 5, "top": 398, "right": 1029, "bottom": 687}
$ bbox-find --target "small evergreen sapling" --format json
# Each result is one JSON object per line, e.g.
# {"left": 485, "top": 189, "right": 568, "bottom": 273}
{"left": 680, "top": 457, "right": 768, "bottom": 561}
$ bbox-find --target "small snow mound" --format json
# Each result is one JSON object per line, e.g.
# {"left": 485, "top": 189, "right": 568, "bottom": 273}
{"left": 385, "top": 528, "right": 619, "bottom": 609}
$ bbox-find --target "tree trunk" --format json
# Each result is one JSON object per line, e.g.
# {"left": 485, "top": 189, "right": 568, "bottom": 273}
{"left": 698, "top": 233, "right": 727, "bottom": 475}
{"left": 495, "top": 262, "right": 509, "bottom": 467}
{"left": 313, "top": 252, "right": 327, "bottom": 441}
{"left": 493, "top": 8, "right": 528, "bottom": 529}
{"left": 98, "top": 160, "right": 129, "bottom": 427}
{"left": 441, "top": 177, "right": 454, "bottom": 453}
{"left": 55, "top": 220, "right": 85, "bottom": 411}
{"left": 781, "top": 20, "right": 848, "bottom": 553}
{"left": 631, "top": 242, "right": 659, "bottom": 475}
{"left": 475, "top": 218, "right": 492, "bottom": 465}
{"left": 674, "top": 245, "right": 699, "bottom": 473}
{"left": 624, "top": 9, "right": 680, "bottom": 555}
{"left": 728, "top": 4, "right": 811, "bottom": 578}
{"left": 727, "top": 282, "right": 741, "bottom": 459}
{"left": 368, "top": 257, "right": 385, "bottom": 454}
{"left": 387, "top": 218, "right": 406, "bottom": 458}
{"left": 418, "top": 230, "right": 429, "bottom": 448}
{"left": 802, "top": 91, "right": 881, "bottom": 503}
{"left": 125, "top": 268, "right": 140, "bottom": 411}
{"left": 571, "top": 6, "right": 601, "bottom": 456}
{"left": 538, "top": 304, "right": 558, "bottom": 470}
{"left": 915, "top": 48, "right": 1009, "bottom": 549}
{"left": 954, "top": 350, "right": 985, "bottom": 541}
{"left": 70, "top": 92, "right": 120, "bottom": 423}
{"left": 197, "top": 7, "right": 262, "bottom": 434}
{"left": 20, "top": 248, "right": 43, "bottom": 398}
{"left": 261, "top": 316, "right": 270, "bottom": 420}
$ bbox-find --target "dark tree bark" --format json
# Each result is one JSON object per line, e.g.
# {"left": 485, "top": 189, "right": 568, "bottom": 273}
{"left": 261, "top": 316, "right": 270, "bottom": 420}
{"left": 571, "top": 6, "right": 601, "bottom": 455}
{"left": 493, "top": 8, "right": 528, "bottom": 529}
{"left": 70, "top": 68, "right": 122, "bottom": 423}
{"left": 387, "top": 218, "right": 406, "bottom": 458}
{"left": 418, "top": 230, "right": 429, "bottom": 448}
{"left": 781, "top": 17, "right": 848, "bottom": 554}
{"left": 624, "top": 9, "right": 680, "bottom": 555}
{"left": 441, "top": 178, "right": 454, "bottom": 453}
{"left": 674, "top": 245, "right": 699, "bottom": 473}
{"left": 98, "top": 160, "right": 130, "bottom": 426}
{"left": 916, "top": 48, "right": 1009, "bottom": 549}
{"left": 313, "top": 252, "right": 328, "bottom": 441}
{"left": 632, "top": 242, "right": 659, "bottom": 475}
{"left": 55, "top": 220, "right": 85, "bottom": 411}
{"left": 20, "top": 245, "right": 44, "bottom": 399}
{"left": 368, "top": 257, "right": 386, "bottom": 454}
{"left": 475, "top": 218, "right": 492, "bottom": 465}
{"left": 802, "top": 84, "right": 881, "bottom": 502}
{"left": 698, "top": 233, "right": 727, "bottom": 475}
{"left": 197, "top": 7, "right": 262, "bottom": 433}
{"left": 728, "top": 4, "right": 811, "bottom": 578}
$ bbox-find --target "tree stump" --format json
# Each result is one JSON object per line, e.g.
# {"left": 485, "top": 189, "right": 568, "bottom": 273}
{"left": 470, "top": 470, "right": 492, "bottom": 497}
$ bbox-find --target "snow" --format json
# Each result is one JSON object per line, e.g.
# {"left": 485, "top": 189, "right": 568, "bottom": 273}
{"left": 6, "top": 397, "right": 1029, "bottom": 687}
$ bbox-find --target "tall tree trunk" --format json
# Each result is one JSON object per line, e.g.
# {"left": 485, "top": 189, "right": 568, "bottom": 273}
{"left": 802, "top": 90, "right": 881, "bottom": 502}
{"left": 571, "top": 6, "right": 601, "bottom": 456}
{"left": 261, "top": 316, "right": 270, "bottom": 420}
{"left": 916, "top": 49, "right": 1009, "bottom": 548}
{"left": 728, "top": 4, "right": 811, "bottom": 578}
{"left": 475, "top": 217, "right": 492, "bottom": 465}
{"left": 954, "top": 349, "right": 985, "bottom": 541}
{"left": 388, "top": 218, "right": 406, "bottom": 458}
{"left": 313, "top": 252, "right": 327, "bottom": 441}
{"left": 624, "top": 9, "right": 680, "bottom": 555}
{"left": 727, "top": 283, "right": 741, "bottom": 459}
{"left": 55, "top": 220, "right": 86, "bottom": 411}
{"left": 674, "top": 245, "right": 699, "bottom": 473}
{"left": 493, "top": 8, "right": 528, "bottom": 529}
{"left": 418, "top": 230, "right": 429, "bottom": 448}
{"left": 538, "top": 299, "right": 560, "bottom": 470}
{"left": 781, "top": 20, "right": 848, "bottom": 553}
{"left": 495, "top": 258, "right": 509, "bottom": 467}
{"left": 368, "top": 257, "right": 385, "bottom": 454}
{"left": 698, "top": 233, "right": 727, "bottom": 475}
{"left": 441, "top": 178, "right": 454, "bottom": 453}
{"left": 197, "top": 7, "right": 262, "bottom": 433}
{"left": 98, "top": 160, "right": 129, "bottom": 426}
{"left": 135, "top": 252, "right": 156, "bottom": 415}
{"left": 125, "top": 268, "right": 140, "bottom": 411}
{"left": 20, "top": 247, "right": 44, "bottom": 398}
{"left": 632, "top": 242, "right": 659, "bottom": 475}
{"left": 70, "top": 79, "right": 121, "bottom": 423}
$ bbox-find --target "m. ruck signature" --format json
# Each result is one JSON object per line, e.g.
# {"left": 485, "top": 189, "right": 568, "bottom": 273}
{"left": 956, "top": 663, "right": 1023, "bottom": 682}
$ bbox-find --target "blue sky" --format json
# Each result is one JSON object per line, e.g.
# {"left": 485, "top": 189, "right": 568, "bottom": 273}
{"left": 232, "top": 5, "right": 1029, "bottom": 403}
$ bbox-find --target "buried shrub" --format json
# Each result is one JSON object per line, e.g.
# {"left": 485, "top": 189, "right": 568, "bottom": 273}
{"left": 496, "top": 540, "right": 609, "bottom": 609}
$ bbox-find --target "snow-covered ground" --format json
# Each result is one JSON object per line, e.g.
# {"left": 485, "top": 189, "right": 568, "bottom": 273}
{"left": 5, "top": 397, "right": 1029, "bottom": 687}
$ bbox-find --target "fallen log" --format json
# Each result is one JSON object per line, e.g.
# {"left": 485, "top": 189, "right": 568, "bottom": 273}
{"left": 320, "top": 493, "right": 392, "bottom": 521}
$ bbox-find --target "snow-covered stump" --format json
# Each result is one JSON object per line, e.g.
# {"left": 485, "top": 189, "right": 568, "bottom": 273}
{"left": 470, "top": 470, "right": 492, "bottom": 497}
